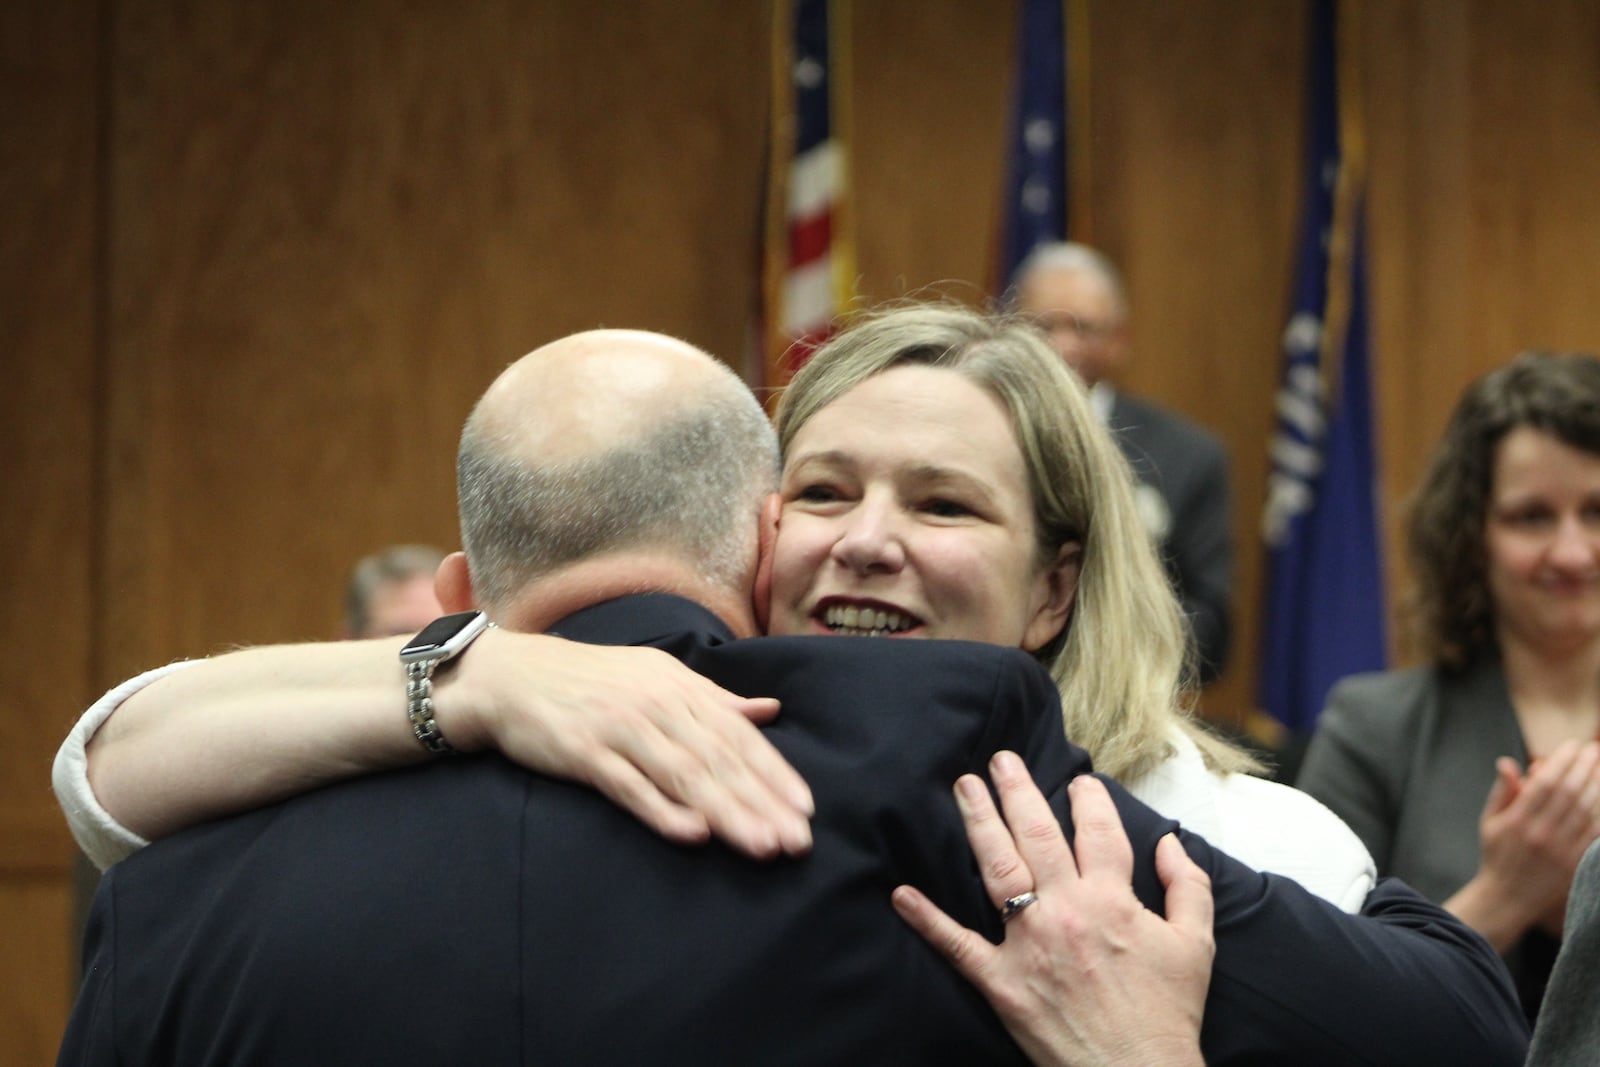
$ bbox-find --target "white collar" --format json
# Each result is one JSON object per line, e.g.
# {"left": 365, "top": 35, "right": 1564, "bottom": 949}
{"left": 1121, "top": 725, "right": 1223, "bottom": 844}
{"left": 1088, "top": 380, "right": 1116, "bottom": 424}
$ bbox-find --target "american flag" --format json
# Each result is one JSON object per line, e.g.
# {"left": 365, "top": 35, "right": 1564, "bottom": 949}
{"left": 761, "top": 0, "right": 854, "bottom": 390}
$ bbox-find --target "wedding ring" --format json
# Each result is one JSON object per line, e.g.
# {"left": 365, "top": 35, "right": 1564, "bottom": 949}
{"left": 1001, "top": 891, "right": 1039, "bottom": 922}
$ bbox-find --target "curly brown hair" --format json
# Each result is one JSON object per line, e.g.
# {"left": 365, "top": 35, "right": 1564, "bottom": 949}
{"left": 1408, "top": 351, "right": 1600, "bottom": 667}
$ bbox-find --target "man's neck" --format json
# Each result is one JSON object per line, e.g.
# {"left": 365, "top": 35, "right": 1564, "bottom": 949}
{"left": 494, "top": 555, "right": 758, "bottom": 638}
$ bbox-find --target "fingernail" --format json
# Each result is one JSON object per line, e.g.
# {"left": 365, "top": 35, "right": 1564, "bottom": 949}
{"left": 992, "top": 750, "right": 1021, "bottom": 776}
{"left": 955, "top": 775, "right": 985, "bottom": 812}
{"left": 792, "top": 786, "right": 816, "bottom": 816}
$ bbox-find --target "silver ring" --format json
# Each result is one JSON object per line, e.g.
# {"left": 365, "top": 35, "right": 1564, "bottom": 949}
{"left": 1001, "top": 891, "right": 1039, "bottom": 922}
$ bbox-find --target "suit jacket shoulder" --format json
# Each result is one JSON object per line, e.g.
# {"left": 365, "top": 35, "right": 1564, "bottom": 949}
{"left": 1107, "top": 391, "right": 1234, "bottom": 678}
{"left": 1301, "top": 662, "right": 1524, "bottom": 897}
{"left": 1298, "top": 666, "right": 1439, "bottom": 873}
{"left": 1108, "top": 392, "right": 1226, "bottom": 484}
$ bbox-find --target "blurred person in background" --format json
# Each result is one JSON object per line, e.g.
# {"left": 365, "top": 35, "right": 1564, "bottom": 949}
{"left": 343, "top": 543, "right": 446, "bottom": 638}
{"left": 1299, "top": 352, "right": 1600, "bottom": 1020}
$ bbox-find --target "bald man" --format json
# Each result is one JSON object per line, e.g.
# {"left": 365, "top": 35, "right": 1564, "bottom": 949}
{"left": 60, "top": 331, "right": 1083, "bottom": 1065}
{"left": 1013, "top": 244, "right": 1234, "bottom": 683}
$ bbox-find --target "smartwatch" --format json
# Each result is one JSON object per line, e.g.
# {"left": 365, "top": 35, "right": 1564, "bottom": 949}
{"left": 400, "top": 610, "right": 494, "bottom": 753}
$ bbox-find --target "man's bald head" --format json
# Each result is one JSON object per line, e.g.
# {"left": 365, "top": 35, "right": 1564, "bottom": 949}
{"left": 469, "top": 330, "right": 728, "bottom": 464}
{"left": 457, "top": 330, "right": 780, "bottom": 614}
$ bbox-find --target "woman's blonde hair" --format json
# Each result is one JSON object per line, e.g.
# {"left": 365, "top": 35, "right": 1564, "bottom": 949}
{"left": 775, "top": 302, "right": 1257, "bottom": 781}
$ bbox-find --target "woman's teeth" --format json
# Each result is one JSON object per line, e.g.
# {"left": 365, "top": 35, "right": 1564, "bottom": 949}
{"left": 823, "top": 604, "right": 911, "bottom": 636}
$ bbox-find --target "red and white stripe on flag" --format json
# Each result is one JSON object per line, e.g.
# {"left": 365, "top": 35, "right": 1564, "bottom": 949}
{"left": 762, "top": 0, "right": 854, "bottom": 393}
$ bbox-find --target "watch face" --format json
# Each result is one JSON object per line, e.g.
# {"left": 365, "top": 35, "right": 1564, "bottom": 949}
{"left": 400, "top": 611, "right": 486, "bottom": 662}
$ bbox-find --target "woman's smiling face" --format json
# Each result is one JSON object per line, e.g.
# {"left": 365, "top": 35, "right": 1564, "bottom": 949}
{"left": 766, "top": 365, "right": 1078, "bottom": 652}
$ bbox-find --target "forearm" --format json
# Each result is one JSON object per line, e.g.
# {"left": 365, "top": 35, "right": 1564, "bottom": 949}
{"left": 1445, "top": 873, "right": 1538, "bottom": 953}
{"left": 85, "top": 637, "right": 428, "bottom": 844}
{"left": 1204, "top": 874, "right": 1528, "bottom": 1065}
{"left": 68, "top": 626, "right": 811, "bottom": 865}
{"left": 55, "top": 662, "right": 188, "bottom": 868}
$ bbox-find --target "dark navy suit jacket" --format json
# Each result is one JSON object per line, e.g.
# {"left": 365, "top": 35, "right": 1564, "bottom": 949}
{"left": 60, "top": 595, "right": 1527, "bottom": 1065}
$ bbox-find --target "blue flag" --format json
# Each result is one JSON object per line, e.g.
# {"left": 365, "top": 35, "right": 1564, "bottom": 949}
{"left": 1258, "top": 0, "right": 1386, "bottom": 736}
{"left": 996, "top": 0, "right": 1067, "bottom": 290}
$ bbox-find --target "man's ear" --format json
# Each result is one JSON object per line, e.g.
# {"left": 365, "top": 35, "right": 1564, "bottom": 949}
{"left": 1021, "top": 541, "right": 1081, "bottom": 653}
{"left": 751, "top": 493, "right": 782, "bottom": 633}
{"left": 433, "top": 552, "right": 477, "bottom": 614}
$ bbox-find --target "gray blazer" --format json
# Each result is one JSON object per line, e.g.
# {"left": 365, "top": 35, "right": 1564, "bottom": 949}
{"left": 1528, "top": 838, "right": 1600, "bottom": 1065}
{"left": 1298, "top": 661, "right": 1556, "bottom": 1016}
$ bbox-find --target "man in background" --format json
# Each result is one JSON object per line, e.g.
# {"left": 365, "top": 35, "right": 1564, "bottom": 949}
{"left": 1013, "top": 243, "right": 1234, "bottom": 684}
{"left": 342, "top": 543, "right": 445, "bottom": 638}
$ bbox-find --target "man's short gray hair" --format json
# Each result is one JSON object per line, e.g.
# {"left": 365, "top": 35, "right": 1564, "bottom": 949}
{"left": 344, "top": 544, "right": 446, "bottom": 636}
{"left": 1009, "top": 241, "right": 1130, "bottom": 321}
{"left": 457, "top": 376, "right": 780, "bottom": 610}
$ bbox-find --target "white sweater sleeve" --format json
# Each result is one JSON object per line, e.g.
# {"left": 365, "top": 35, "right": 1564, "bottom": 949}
{"left": 52, "top": 660, "right": 201, "bottom": 871}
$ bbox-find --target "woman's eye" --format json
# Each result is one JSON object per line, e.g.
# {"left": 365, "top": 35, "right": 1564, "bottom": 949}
{"left": 795, "top": 484, "right": 841, "bottom": 504}
{"left": 922, "top": 497, "right": 974, "bottom": 519}
{"left": 1503, "top": 508, "right": 1553, "bottom": 527}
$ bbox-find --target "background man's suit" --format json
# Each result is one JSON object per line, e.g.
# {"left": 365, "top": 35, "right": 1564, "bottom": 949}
{"left": 1109, "top": 391, "right": 1233, "bottom": 682}
{"left": 61, "top": 595, "right": 1527, "bottom": 1066}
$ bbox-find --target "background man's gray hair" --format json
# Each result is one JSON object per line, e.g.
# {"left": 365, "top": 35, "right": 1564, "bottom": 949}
{"left": 1008, "top": 241, "right": 1130, "bottom": 320}
{"left": 457, "top": 376, "right": 780, "bottom": 610}
{"left": 344, "top": 544, "right": 447, "bottom": 635}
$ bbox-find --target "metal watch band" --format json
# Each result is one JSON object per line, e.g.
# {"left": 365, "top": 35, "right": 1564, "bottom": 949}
{"left": 400, "top": 611, "right": 494, "bottom": 756}
{"left": 406, "top": 658, "right": 456, "bottom": 754}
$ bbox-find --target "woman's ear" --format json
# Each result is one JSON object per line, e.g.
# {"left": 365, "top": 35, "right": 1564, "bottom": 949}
{"left": 433, "top": 552, "right": 476, "bottom": 614}
{"left": 751, "top": 493, "right": 782, "bottom": 633}
{"left": 1021, "top": 541, "right": 1081, "bottom": 653}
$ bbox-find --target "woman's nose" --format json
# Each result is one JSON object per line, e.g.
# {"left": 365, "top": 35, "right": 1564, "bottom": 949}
{"left": 1548, "top": 515, "right": 1600, "bottom": 571}
{"left": 830, "top": 498, "right": 906, "bottom": 575}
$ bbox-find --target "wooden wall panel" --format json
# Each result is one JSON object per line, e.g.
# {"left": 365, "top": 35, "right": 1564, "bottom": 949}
{"left": 1, "top": 0, "right": 99, "bottom": 1061}
{"left": 1362, "top": 0, "right": 1475, "bottom": 636}
{"left": 851, "top": 0, "right": 1014, "bottom": 301}
{"left": 0, "top": 883, "right": 75, "bottom": 1065}
{"left": 103, "top": 0, "right": 772, "bottom": 685}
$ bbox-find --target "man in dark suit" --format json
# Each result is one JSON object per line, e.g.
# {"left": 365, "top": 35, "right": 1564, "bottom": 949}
{"left": 60, "top": 330, "right": 1526, "bottom": 1065}
{"left": 1013, "top": 243, "right": 1233, "bottom": 683}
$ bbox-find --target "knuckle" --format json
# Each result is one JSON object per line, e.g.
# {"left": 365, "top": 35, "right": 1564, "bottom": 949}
{"left": 984, "top": 853, "right": 1027, "bottom": 885}
{"left": 1018, "top": 819, "right": 1060, "bottom": 846}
